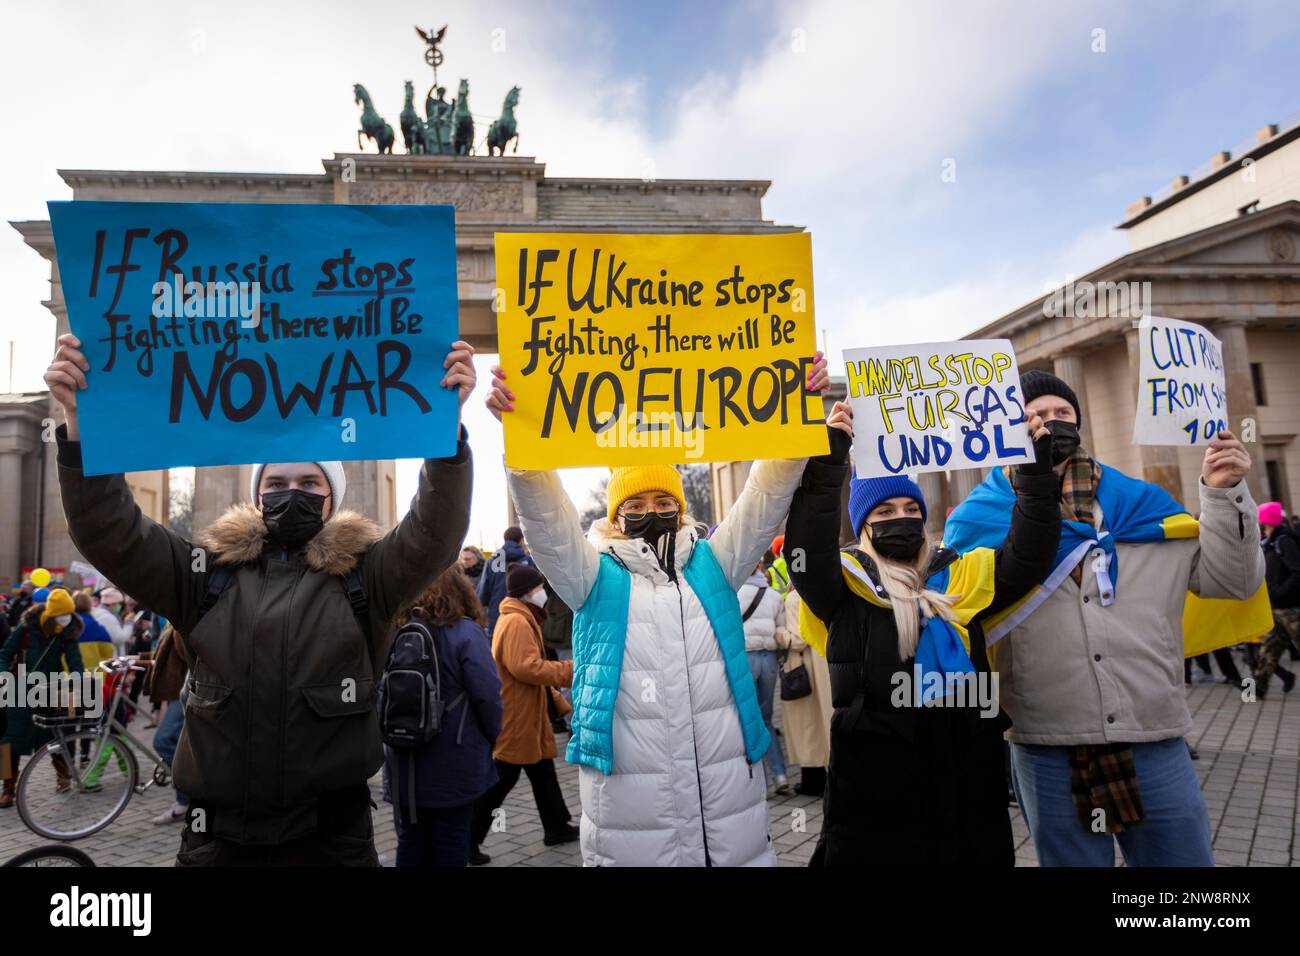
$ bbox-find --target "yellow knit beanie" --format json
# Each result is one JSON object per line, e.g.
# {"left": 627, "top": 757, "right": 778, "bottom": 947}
{"left": 40, "top": 587, "right": 76, "bottom": 625}
{"left": 606, "top": 465, "right": 686, "bottom": 522}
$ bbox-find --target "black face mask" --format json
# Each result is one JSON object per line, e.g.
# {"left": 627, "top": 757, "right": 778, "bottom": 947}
{"left": 261, "top": 489, "right": 327, "bottom": 548}
{"left": 621, "top": 512, "right": 680, "bottom": 575}
{"left": 868, "top": 517, "right": 926, "bottom": 562}
{"left": 1046, "top": 419, "right": 1082, "bottom": 466}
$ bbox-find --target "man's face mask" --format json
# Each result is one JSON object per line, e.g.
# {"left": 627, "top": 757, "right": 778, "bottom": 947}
{"left": 261, "top": 489, "right": 327, "bottom": 548}
{"left": 1046, "top": 419, "right": 1081, "bottom": 466}
{"left": 869, "top": 516, "right": 926, "bottom": 562}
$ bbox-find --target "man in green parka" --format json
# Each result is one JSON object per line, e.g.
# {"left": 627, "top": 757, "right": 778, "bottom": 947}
{"left": 43, "top": 332, "right": 477, "bottom": 865}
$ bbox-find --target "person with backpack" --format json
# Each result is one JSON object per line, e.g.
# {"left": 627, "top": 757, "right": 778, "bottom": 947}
{"left": 486, "top": 353, "right": 830, "bottom": 867}
{"left": 738, "top": 562, "right": 791, "bottom": 796}
{"left": 1255, "top": 501, "right": 1299, "bottom": 697}
{"left": 478, "top": 527, "right": 534, "bottom": 635}
{"left": 380, "top": 566, "right": 503, "bottom": 867}
{"left": 0, "top": 588, "right": 86, "bottom": 808}
{"left": 43, "top": 331, "right": 477, "bottom": 865}
{"left": 470, "top": 564, "right": 576, "bottom": 864}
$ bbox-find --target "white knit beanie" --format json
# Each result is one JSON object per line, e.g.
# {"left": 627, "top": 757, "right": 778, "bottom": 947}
{"left": 249, "top": 461, "right": 346, "bottom": 514}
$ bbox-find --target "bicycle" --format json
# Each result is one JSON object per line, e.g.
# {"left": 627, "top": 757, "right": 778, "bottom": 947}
{"left": 15, "top": 657, "right": 174, "bottom": 841}
{"left": 3, "top": 846, "right": 96, "bottom": 867}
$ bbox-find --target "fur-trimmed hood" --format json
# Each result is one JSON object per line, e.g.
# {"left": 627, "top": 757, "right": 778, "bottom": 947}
{"left": 196, "top": 503, "right": 382, "bottom": 576}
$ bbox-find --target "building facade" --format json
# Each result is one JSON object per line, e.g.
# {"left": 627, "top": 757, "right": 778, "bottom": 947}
{"left": 9, "top": 153, "right": 799, "bottom": 584}
{"left": 948, "top": 115, "right": 1300, "bottom": 520}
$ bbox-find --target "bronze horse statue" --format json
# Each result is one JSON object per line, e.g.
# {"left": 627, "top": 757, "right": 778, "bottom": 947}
{"left": 487, "top": 86, "right": 521, "bottom": 156}
{"left": 451, "top": 78, "right": 474, "bottom": 156}
{"left": 354, "top": 83, "right": 394, "bottom": 154}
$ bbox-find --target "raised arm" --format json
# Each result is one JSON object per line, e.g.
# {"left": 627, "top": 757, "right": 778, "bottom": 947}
{"left": 363, "top": 429, "right": 473, "bottom": 624}
{"left": 1188, "top": 431, "right": 1264, "bottom": 599}
{"left": 785, "top": 416, "right": 852, "bottom": 624}
{"left": 709, "top": 458, "right": 808, "bottom": 592}
{"left": 983, "top": 429, "right": 1060, "bottom": 618}
{"left": 363, "top": 341, "right": 477, "bottom": 625}
{"left": 506, "top": 469, "right": 601, "bottom": 611}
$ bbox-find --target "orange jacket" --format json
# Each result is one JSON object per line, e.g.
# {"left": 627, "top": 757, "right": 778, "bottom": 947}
{"left": 491, "top": 597, "right": 573, "bottom": 765}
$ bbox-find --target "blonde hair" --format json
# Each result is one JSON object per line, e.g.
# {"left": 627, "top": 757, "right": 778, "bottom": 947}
{"left": 858, "top": 528, "right": 959, "bottom": 660}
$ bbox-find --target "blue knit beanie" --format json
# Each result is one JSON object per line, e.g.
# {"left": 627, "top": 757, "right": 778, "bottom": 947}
{"left": 848, "top": 475, "right": 928, "bottom": 536}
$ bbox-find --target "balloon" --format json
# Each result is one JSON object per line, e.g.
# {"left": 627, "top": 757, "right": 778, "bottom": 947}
{"left": 30, "top": 568, "right": 51, "bottom": 587}
{"left": 32, "top": 587, "right": 50, "bottom": 603}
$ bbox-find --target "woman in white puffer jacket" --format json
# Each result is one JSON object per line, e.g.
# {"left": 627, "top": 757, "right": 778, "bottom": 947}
{"left": 486, "top": 357, "right": 828, "bottom": 866}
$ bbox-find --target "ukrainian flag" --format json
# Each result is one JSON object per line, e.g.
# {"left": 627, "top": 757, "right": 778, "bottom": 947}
{"left": 944, "top": 464, "right": 1271, "bottom": 657}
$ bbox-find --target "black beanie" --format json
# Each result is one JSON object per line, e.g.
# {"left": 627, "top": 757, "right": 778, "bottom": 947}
{"left": 1020, "top": 369, "right": 1082, "bottom": 424}
{"left": 506, "top": 564, "right": 545, "bottom": 598}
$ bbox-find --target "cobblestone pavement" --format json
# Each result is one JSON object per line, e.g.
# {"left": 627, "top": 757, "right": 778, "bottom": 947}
{"left": 1, "top": 678, "right": 1295, "bottom": 867}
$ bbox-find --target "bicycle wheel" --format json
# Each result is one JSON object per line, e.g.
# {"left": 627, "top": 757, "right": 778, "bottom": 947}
{"left": 16, "top": 732, "right": 137, "bottom": 841}
{"left": 3, "top": 846, "right": 97, "bottom": 867}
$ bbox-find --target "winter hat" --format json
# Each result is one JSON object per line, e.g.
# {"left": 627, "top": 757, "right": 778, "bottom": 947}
{"left": 249, "top": 461, "right": 346, "bottom": 511}
{"left": 40, "top": 587, "right": 75, "bottom": 625}
{"left": 606, "top": 465, "right": 686, "bottom": 522}
{"left": 506, "top": 564, "right": 545, "bottom": 599}
{"left": 31, "top": 587, "right": 50, "bottom": 604}
{"left": 98, "top": 587, "right": 124, "bottom": 606}
{"left": 1259, "top": 501, "right": 1285, "bottom": 528}
{"left": 848, "top": 475, "right": 928, "bottom": 537}
{"left": 771, "top": 534, "right": 785, "bottom": 557}
{"left": 1020, "top": 369, "right": 1082, "bottom": 424}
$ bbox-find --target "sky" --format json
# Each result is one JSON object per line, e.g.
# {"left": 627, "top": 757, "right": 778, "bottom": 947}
{"left": 3, "top": 0, "right": 1298, "bottom": 546}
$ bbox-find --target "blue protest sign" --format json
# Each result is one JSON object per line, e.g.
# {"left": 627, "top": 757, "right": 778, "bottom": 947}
{"left": 48, "top": 201, "right": 460, "bottom": 475}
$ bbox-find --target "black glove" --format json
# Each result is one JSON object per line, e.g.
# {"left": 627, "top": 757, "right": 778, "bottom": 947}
{"left": 1017, "top": 428, "right": 1055, "bottom": 477}
{"left": 825, "top": 423, "right": 851, "bottom": 465}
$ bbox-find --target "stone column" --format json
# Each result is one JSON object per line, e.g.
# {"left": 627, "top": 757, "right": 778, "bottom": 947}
{"left": 0, "top": 449, "right": 25, "bottom": 583}
{"left": 1052, "top": 352, "right": 1095, "bottom": 453}
{"left": 1216, "top": 319, "right": 1266, "bottom": 502}
{"left": 949, "top": 467, "right": 984, "bottom": 508}
{"left": 917, "top": 471, "right": 946, "bottom": 535}
{"left": 1124, "top": 328, "right": 1183, "bottom": 500}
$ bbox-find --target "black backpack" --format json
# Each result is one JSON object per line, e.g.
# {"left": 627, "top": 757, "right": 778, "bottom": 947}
{"left": 376, "top": 616, "right": 471, "bottom": 823}
{"left": 378, "top": 617, "right": 467, "bottom": 748}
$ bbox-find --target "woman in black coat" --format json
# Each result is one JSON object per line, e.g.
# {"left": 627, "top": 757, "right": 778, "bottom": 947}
{"left": 787, "top": 402, "right": 1059, "bottom": 867}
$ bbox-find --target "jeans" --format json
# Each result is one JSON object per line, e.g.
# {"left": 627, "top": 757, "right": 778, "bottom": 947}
{"left": 394, "top": 803, "right": 474, "bottom": 867}
{"left": 152, "top": 699, "right": 189, "bottom": 807}
{"left": 748, "top": 649, "right": 786, "bottom": 780}
{"left": 1010, "top": 737, "right": 1213, "bottom": 866}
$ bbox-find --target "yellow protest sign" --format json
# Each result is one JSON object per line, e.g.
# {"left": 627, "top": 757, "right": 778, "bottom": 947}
{"left": 494, "top": 232, "right": 828, "bottom": 468}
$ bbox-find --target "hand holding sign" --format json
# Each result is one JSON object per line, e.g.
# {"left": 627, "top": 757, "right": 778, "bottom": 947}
{"left": 1201, "top": 430, "right": 1252, "bottom": 488}
{"left": 44, "top": 333, "right": 91, "bottom": 440}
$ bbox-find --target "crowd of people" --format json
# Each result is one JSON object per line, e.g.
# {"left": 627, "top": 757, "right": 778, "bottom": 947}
{"left": 0, "top": 333, "right": 1288, "bottom": 868}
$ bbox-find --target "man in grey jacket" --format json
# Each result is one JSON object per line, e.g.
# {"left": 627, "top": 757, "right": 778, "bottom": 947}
{"left": 957, "top": 370, "right": 1263, "bottom": 867}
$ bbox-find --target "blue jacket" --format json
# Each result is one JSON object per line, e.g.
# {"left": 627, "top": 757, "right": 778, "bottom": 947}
{"left": 567, "top": 541, "right": 770, "bottom": 775}
{"left": 477, "top": 540, "right": 535, "bottom": 635}
{"left": 382, "top": 617, "right": 504, "bottom": 810}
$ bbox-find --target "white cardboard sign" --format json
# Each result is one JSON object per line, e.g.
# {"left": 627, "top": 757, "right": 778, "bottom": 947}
{"left": 843, "top": 338, "right": 1032, "bottom": 478}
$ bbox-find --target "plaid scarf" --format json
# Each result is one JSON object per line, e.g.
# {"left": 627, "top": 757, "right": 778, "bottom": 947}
{"left": 1068, "top": 743, "right": 1145, "bottom": 833}
{"left": 1006, "top": 447, "right": 1144, "bottom": 832}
